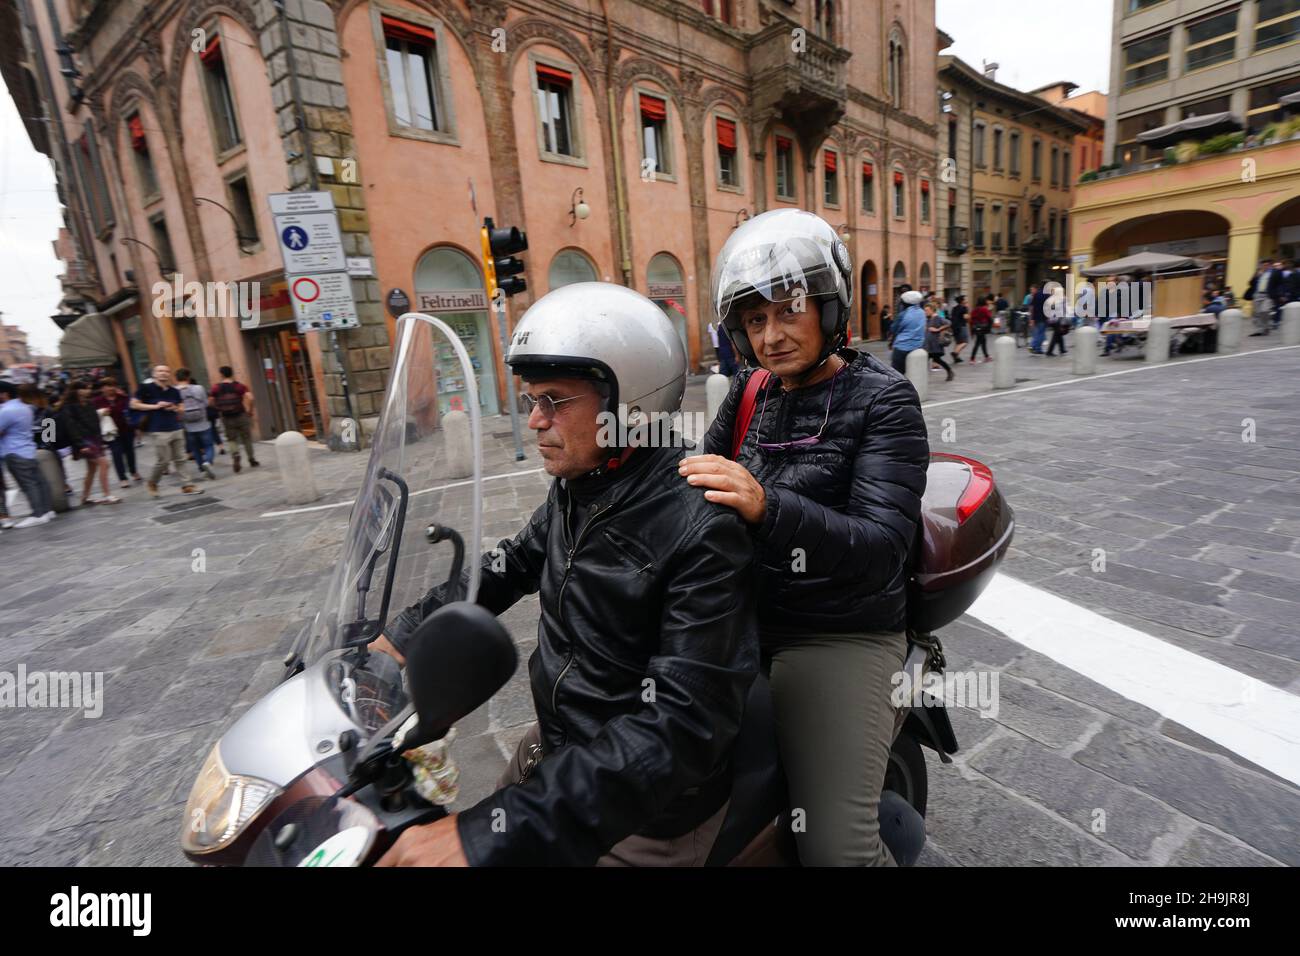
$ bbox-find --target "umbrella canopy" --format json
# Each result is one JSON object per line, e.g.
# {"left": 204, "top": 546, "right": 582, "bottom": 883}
{"left": 58, "top": 312, "right": 119, "bottom": 368}
{"left": 1281, "top": 90, "right": 1300, "bottom": 114}
{"left": 1081, "top": 251, "right": 1207, "bottom": 278}
{"left": 1136, "top": 112, "right": 1243, "bottom": 150}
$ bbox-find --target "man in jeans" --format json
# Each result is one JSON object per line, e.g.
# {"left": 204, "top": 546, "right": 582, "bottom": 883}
{"left": 0, "top": 380, "right": 55, "bottom": 528}
{"left": 210, "top": 366, "right": 259, "bottom": 473}
{"left": 131, "top": 365, "right": 204, "bottom": 498}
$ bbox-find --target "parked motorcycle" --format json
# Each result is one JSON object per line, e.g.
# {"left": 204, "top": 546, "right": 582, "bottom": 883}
{"left": 179, "top": 314, "right": 1013, "bottom": 866}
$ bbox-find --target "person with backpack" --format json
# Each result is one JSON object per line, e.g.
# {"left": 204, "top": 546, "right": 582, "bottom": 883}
{"left": 969, "top": 296, "right": 994, "bottom": 362}
{"left": 210, "top": 366, "right": 259, "bottom": 472}
{"left": 130, "top": 364, "right": 204, "bottom": 498}
{"left": 176, "top": 368, "right": 217, "bottom": 480}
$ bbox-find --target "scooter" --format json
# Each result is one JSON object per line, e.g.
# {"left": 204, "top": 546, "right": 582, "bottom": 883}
{"left": 179, "top": 314, "right": 1013, "bottom": 867}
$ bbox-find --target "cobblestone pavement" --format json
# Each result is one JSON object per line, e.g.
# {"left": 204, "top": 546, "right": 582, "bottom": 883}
{"left": 0, "top": 336, "right": 1296, "bottom": 865}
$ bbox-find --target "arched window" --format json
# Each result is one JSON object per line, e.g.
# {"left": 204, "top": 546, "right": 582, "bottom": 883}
{"left": 414, "top": 245, "right": 500, "bottom": 415}
{"left": 647, "top": 252, "right": 689, "bottom": 355}
{"left": 814, "top": 0, "right": 835, "bottom": 43}
{"left": 548, "top": 248, "right": 598, "bottom": 290}
{"left": 919, "top": 263, "right": 932, "bottom": 292}
{"left": 887, "top": 32, "right": 905, "bottom": 109}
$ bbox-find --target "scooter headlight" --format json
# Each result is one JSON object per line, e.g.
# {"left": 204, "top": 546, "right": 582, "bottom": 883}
{"left": 181, "top": 744, "right": 281, "bottom": 854}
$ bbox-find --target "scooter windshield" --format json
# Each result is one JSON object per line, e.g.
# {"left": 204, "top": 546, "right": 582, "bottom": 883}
{"left": 295, "top": 313, "right": 484, "bottom": 739}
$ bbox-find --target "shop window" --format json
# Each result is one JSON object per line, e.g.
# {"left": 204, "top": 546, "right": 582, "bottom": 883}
{"left": 640, "top": 93, "right": 671, "bottom": 176}
{"left": 199, "top": 34, "right": 242, "bottom": 153}
{"left": 648, "top": 252, "right": 689, "bottom": 356}
{"left": 548, "top": 249, "right": 598, "bottom": 290}
{"left": 536, "top": 63, "right": 577, "bottom": 157}
{"left": 382, "top": 15, "right": 442, "bottom": 132}
{"left": 414, "top": 246, "right": 499, "bottom": 416}
{"left": 716, "top": 116, "right": 739, "bottom": 187}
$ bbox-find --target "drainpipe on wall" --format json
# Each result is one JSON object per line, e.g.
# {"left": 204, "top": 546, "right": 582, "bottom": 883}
{"left": 601, "top": 0, "right": 633, "bottom": 286}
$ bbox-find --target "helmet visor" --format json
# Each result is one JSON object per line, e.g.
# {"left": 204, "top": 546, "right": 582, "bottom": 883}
{"left": 711, "top": 211, "right": 849, "bottom": 323}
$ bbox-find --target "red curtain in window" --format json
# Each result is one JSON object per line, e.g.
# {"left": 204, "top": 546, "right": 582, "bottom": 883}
{"left": 128, "top": 115, "right": 146, "bottom": 152}
{"left": 862, "top": 161, "right": 873, "bottom": 179}
{"left": 948, "top": 188, "right": 956, "bottom": 205}
{"left": 716, "top": 117, "right": 736, "bottom": 151}
{"left": 640, "top": 94, "right": 667, "bottom": 122}
{"left": 824, "top": 150, "right": 837, "bottom": 173}
{"left": 199, "top": 35, "right": 222, "bottom": 66}
{"left": 536, "top": 63, "right": 572, "bottom": 87}
{"left": 775, "top": 135, "right": 792, "bottom": 151}
{"left": 381, "top": 15, "right": 435, "bottom": 45}
{"left": 893, "top": 171, "right": 904, "bottom": 185}
{"left": 920, "top": 179, "right": 930, "bottom": 193}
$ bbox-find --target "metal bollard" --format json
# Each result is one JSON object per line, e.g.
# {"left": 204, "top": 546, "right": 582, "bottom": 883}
{"left": 1217, "top": 309, "right": 1242, "bottom": 352}
{"left": 705, "top": 373, "right": 731, "bottom": 428}
{"left": 1145, "top": 317, "right": 1172, "bottom": 364}
{"left": 993, "top": 335, "right": 1016, "bottom": 389}
{"left": 36, "top": 449, "right": 69, "bottom": 513}
{"left": 443, "top": 409, "right": 472, "bottom": 479}
{"left": 274, "top": 431, "right": 319, "bottom": 505}
{"left": 1072, "top": 326, "right": 1099, "bottom": 375}
{"left": 1282, "top": 302, "right": 1300, "bottom": 346}
{"left": 905, "top": 348, "right": 929, "bottom": 402}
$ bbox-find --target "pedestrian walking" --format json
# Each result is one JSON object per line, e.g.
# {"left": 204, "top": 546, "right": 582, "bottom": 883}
{"left": 888, "top": 291, "right": 926, "bottom": 375}
{"left": 949, "top": 295, "right": 970, "bottom": 363}
{"left": 92, "top": 377, "right": 142, "bottom": 488}
{"left": 131, "top": 364, "right": 205, "bottom": 498}
{"left": 0, "top": 379, "right": 56, "bottom": 527}
{"left": 969, "top": 296, "right": 993, "bottom": 361}
{"left": 1028, "top": 283, "right": 1049, "bottom": 353}
{"left": 924, "top": 302, "right": 954, "bottom": 381}
{"left": 209, "top": 366, "right": 259, "bottom": 472}
{"left": 1245, "top": 259, "right": 1281, "bottom": 336}
{"left": 176, "top": 368, "right": 217, "bottom": 480}
{"left": 56, "top": 380, "right": 120, "bottom": 506}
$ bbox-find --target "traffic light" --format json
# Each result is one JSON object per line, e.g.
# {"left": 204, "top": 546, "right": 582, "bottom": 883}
{"left": 480, "top": 217, "right": 529, "bottom": 301}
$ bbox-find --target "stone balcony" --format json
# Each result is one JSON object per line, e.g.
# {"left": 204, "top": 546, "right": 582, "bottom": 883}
{"left": 747, "top": 22, "right": 849, "bottom": 142}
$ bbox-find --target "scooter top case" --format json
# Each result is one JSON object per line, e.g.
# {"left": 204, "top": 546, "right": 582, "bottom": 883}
{"left": 907, "top": 452, "right": 1015, "bottom": 633}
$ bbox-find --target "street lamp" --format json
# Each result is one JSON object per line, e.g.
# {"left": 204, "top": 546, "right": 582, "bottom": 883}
{"left": 568, "top": 188, "right": 590, "bottom": 227}
{"left": 734, "top": 208, "right": 750, "bottom": 229}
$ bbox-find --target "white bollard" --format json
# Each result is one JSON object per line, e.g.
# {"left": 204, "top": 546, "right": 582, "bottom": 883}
{"left": 274, "top": 430, "right": 319, "bottom": 505}
{"left": 1217, "top": 308, "right": 1242, "bottom": 352}
{"left": 443, "top": 409, "right": 472, "bottom": 479}
{"left": 1281, "top": 302, "right": 1300, "bottom": 346}
{"left": 705, "top": 373, "right": 731, "bottom": 428}
{"left": 993, "top": 335, "right": 1016, "bottom": 389}
{"left": 905, "top": 348, "right": 929, "bottom": 402}
{"left": 1145, "top": 316, "right": 1172, "bottom": 364}
{"left": 1072, "top": 325, "right": 1099, "bottom": 375}
{"left": 36, "top": 449, "right": 69, "bottom": 513}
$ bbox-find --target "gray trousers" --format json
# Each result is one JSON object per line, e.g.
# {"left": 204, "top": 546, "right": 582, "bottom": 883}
{"left": 765, "top": 628, "right": 908, "bottom": 866}
{"left": 3, "top": 453, "right": 53, "bottom": 517}
{"left": 1253, "top": 297, "right": 1274, "bottom": 332}
{"left": 147, "top": 430, "right": 195, "bottom": 484}
{"left": 497, "top": 723, "right": 729, "bottom": 866}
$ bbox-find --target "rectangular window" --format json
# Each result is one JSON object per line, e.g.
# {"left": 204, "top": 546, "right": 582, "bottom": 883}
{"left": 947, "top": 187, "right": 957, "bottom": 229}
{"left": 1129, "top": 0, "right": 1165, "bottom": 11}
{"left": 993, "top": 128, "right": 1004, "bottom": 170}
{"left": 1050, "top": 144, "right": 1060, "bottom": 186}
{"left": 76, "top": 121, "right": 114, "bottom": 233}
{"left": 1061, "top": 212, "right": 1070, "bottom": 252}
{"left": 1009, "top": 130, "right": 1021, "bottom": 175}
{"left": 948, "top": 118, "right": 957, "bottom": 160}
{"left": 991, "top": 204, "right": 1002, "bottom": 250}
{"left": 823, "top": 150, "right": 839, "bottom": 206}
{"left": 973, "top": 122, "right": 986, "bottom": 167}
{"left": 973, "top": 204, "right": 985, "bottom": 248}
{"left": 1116, "top": 108, "right": 1166, "bottom": 164}
{"left": 149, "top": 214, "right": 176, "bottom": 275}
{"left": 699, "top": 0, "right": 734, "bottom": 24}
{"left": 1007, "top": 207, "right": 1018, "bottom": 249}
{"left": 1031, "top": 139, "right": 1042, "bottom": 180}
{"left": 1181, "top": 94, "right": 1232, "bottom": 119}
{"left": 775, "top": 135, "right": 795, "bottom": 199}
{"left": 127, "top": 113, "right": 158, "bottom": 199}
{"left": 640, "top": 93, "right": 670, "bottom": 175}
{"left": 227, "top": 174, "right": 259, "bottom": 247}
{"left": 200, "top": 35, "right": 242, "bottom": 152}
{"left": 383, "top": 16, "right": 441, "bottom": 132}
{"left": 1185, "top": 8, "right": 1239, "bottom": 71}
{"left": 536, "top": 64, "right": 575, "bottom": 157}
{"left": 716, "top": 116, "right": 738, "bottom": 187}
{"left": 1063, "top": 149, "right": 1071, "bottom": 190}
{"left": 1255, "top": 0, "right": 1300, "bottom": 51}
{"left": 920, "top": 179, "right": 930, "bottom": 224}
{"left": 1248, "top": 77, "right": 1300, "bottom": 127}
{"left": 862, "top": 162, "right": 875, "bottom": 213}
{"left": 1122, "top": 31, "right": 1171, "bottom": 90}
{"left": 893, "top": 171, "right": 905, "bottom": 218}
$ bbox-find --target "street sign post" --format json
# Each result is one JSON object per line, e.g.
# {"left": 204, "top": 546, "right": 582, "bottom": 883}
{"left": 268, "top": 191, "right": 358, "bottom": 334}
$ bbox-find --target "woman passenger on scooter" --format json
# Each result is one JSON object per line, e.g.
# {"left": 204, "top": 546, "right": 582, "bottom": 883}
{"left": 680, "top": 209, "right": 930, "bottom": 866}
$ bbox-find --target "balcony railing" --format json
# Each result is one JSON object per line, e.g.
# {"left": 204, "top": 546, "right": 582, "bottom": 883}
{"left": 946, "top": 225, "right": 969, "bottom": 254}
{"left": 991, "top": 232, "right": 1002, "bottom": 251}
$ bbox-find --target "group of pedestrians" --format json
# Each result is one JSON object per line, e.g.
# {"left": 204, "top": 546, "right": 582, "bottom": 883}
{"left": 1244, "top": 257, "right": 1300, "bottom": 336}
{"left": 0, "top": 363, "right": 260, "bottom": 534}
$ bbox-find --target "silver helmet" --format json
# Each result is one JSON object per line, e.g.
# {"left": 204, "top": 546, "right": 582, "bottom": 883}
{"left": 711, "top": 208, "right": 853, "bottom": 364}
{"left": 505, "top": 281, "right": 686, "bottom": 428}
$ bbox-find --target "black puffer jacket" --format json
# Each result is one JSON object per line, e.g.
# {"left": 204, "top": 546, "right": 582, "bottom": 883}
{"left": 701, "top": 349, "right": 929, "bottom": 637}
{"left": 386, "top": 442, "right": 757, "bottom": 866}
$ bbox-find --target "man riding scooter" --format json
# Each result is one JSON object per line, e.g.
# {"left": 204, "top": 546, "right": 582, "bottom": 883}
{"left": 372, "top": 282, "right": 759, "bottom": 866}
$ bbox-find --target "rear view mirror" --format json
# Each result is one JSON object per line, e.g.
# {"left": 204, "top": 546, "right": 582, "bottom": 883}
{"left": 401, "top": 603, "right": 517, "bottom": 750}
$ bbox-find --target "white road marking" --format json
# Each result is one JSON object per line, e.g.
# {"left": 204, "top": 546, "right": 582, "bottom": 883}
{"left": 259, "top": 467, "right": 546, "bottom": 518}
{"left": 922, "top": 343, "right": 1300, "bottom": 409}
{"left": 967, "top": 572, "right": 1300, "bottom": 786}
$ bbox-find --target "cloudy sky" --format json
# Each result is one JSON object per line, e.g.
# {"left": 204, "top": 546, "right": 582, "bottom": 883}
{"left": 0, "top": 1, "right": 1117, "bottom": 359}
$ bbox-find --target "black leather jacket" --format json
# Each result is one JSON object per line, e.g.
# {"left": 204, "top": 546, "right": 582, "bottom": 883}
{"left": 701, "top": 349, "right": 929, "bottom": 638}
{"left": 386, "top": 443, "right": 758, "bottom": 866}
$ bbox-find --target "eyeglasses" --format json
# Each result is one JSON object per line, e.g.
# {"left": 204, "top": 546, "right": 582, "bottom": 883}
{"left": 754, "top": 363, "right": 847, "bottom": 452}
{"left": 519, "top": 391, "right": 587, "bottom": 419}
